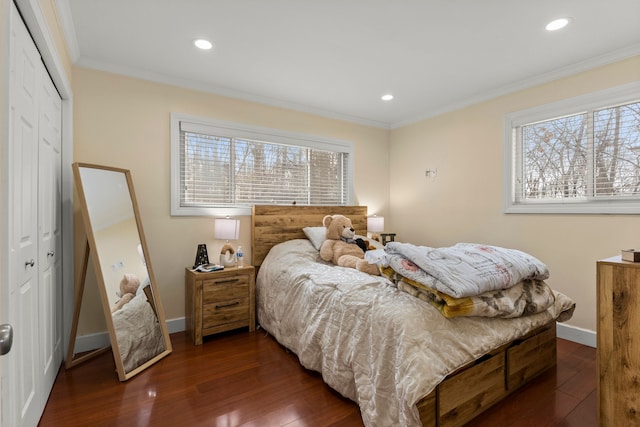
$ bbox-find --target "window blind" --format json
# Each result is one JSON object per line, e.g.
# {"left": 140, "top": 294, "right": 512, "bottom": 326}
{"left": 178, "top": 121, "right": 349, "bottom": 208}
{"left": 515, "top": 100, "right": 640, "bottom": 203}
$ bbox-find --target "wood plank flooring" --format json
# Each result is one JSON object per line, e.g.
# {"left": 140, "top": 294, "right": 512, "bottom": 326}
{"left": 39, "top": 330, "right": 596, "bottom": 426}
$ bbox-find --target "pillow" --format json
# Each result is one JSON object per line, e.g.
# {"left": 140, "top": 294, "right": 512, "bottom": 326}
{"left": 303, "top": 226, "right": 384, "bottom": 251}
{"left": 303, "top": 227, "right": 326, "bottom": 250}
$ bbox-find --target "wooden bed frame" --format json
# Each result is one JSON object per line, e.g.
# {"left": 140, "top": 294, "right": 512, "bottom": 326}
{"left": 251, "top": 205, "right": 557, "bottom": 427}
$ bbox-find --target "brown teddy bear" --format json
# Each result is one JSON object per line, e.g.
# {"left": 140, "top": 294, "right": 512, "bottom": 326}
{"left": 111, "top": 273, "right": 140, "bottom": 313}
{"left": 319, "top": 214, "right": 380, "bottom": 275}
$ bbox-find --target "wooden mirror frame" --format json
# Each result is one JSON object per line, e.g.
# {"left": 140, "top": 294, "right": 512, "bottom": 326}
{"left": 67, "top": 162, "right": 172, "bottom": 381}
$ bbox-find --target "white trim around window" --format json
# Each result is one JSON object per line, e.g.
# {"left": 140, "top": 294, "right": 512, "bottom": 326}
{"left": 170, "top": 113, "right": 355, "bottom": 216}
{"left": 504, "top": 81, "right": 640, "bottom": 214}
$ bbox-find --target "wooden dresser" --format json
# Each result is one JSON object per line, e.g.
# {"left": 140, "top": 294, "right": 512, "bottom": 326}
{"left": 596, "top": 256, "right": 640, "bottom": 426}
{"left": 185, "top": 266, "right": 255, "bottom": 345}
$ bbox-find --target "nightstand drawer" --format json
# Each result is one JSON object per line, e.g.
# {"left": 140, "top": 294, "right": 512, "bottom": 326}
{"left": 185, "top": 265, "right": 255, "bottom": 345}
{"left": 203, "top": 277, "right": 249, "bottom": 304}
{"left": 203, "top": 298, "right": 249, "bottom": 329}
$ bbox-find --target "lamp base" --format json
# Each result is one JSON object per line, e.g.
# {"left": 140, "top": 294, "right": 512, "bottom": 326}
{"left": 220, "top": 244, "right": 236, "bottom": 267}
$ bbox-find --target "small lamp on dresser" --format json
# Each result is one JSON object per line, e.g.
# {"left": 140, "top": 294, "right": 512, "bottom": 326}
{"left": 215, "top": 217, "right": 240, "bottom": 267}
{"left": 367, "top": 215, "right": 384, "bottom": 243}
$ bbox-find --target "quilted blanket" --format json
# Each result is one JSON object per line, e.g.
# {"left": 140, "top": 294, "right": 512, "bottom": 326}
{"left": 257, "top": 239, "right": 576, "bottom": 427}
{"left": 383, "top": 242, "right": 549, "bottom": 298}
{"left": 381, "top": 265, "right": 556, "bottom": 318}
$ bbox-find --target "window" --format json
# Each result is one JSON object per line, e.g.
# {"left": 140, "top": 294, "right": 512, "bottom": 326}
{"left": 171, "top": 113, "right": 354, "bottom": 216}
{"left": 504, "top": 82, "right": 640, "bottom": 214}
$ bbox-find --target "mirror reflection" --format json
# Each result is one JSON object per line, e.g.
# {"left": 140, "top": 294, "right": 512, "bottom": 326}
{"left": 71, "top": 163, "right": 171, "bottom": 379}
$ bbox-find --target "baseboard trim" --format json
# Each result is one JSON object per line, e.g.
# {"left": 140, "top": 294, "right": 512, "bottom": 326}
{"left": 72, "top": 317, "right": 187, "bottom": 354}
{"left": 557, "top": 322, "right": 596, "bottom": 348}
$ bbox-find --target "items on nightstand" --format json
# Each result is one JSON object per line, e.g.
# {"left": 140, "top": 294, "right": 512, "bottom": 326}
{"left": 194, "top": 263, "right": 224, "bottom": 272}
{"left": 380, "top": 233, "right": 396, "bottom": 246}
{"left": 215, "top": 217, "right": 240, "bottom": 267}
{"left": 236, "top": 246, "right": 244, "bottom": 267}
{"left": 193, "top": 244, "right": 209, "bottom": 268}
{"left": 621, "top": 249, "right": 640, "bottom": 262}
{"left": 185, "top": 265, "right": 255, "bottom": 345}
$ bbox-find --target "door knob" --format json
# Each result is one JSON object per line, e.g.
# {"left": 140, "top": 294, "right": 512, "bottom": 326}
{"left": 47, "top": 251, "right": 55, "bottom": 257}
{"left": 0, "top": 324, "right": 13, "bottom": 355}
{"left": 25, "top": 259, "right": 35, "bottom": 267}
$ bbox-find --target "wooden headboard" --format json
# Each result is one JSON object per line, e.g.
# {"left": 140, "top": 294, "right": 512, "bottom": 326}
{"left": 251, "top": 205, "right": 368, "bottom": 267}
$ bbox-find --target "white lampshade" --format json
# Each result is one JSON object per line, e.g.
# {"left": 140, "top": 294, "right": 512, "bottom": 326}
{"left": 214, "top": 217, "right": 240, "bottom": 241}
{"left": 367, "top": 216, "right": 384, "bottom": 232}
{"left": 137, "top": 243, "right": 146, "bottom": 266}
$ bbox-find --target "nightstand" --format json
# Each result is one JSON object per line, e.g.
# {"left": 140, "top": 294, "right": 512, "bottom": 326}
{"left": 380, "top": 233, "right": 396, "bottom": 245}
{"left": 185, "top": 265, "right": 255, "bottom": 345}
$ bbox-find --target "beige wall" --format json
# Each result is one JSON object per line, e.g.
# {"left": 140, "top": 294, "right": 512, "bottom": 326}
{"left": 72, "top": 67, "right": 390, "bottom": 330}
{"left": 390, "top": 56, "right": 640, "bottom": 333}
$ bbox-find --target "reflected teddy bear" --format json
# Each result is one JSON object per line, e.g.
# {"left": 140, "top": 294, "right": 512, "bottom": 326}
{"left": 111, "top": 273, "right": 140, "bottom": 313}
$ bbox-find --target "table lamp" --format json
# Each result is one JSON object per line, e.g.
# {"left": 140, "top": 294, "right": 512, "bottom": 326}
{"left": 367, "top": 215, "right": 384, "bottom": 243}
{"left": 215, "top": 217, "right": 240, "bottom": 267}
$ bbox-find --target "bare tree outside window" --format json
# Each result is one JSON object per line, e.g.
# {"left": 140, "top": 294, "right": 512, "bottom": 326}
{"left": 518, "top": 101, "right": 640, "bottom": 202}
{"left": 180, "top": 131, "right": 349, "bottom": 208}
{"left": 594, "top": 103, "right": 640, "bottom": 196}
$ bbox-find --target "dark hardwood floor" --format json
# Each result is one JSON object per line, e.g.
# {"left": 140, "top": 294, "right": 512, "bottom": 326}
{"left": 39, "top": 330, "right": 596, "bottom": 426}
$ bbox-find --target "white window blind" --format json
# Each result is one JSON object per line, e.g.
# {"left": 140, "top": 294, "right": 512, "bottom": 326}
{"left": 504, "top": 83, "right": 640, "bottom": 214}
{"left": 171, "top": 114, "right": 354, "bottom": 216}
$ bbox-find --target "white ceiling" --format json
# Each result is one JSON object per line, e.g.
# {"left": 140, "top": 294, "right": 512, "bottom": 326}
{"left": 57, "top": 0, "right": 640, "bottom": 128}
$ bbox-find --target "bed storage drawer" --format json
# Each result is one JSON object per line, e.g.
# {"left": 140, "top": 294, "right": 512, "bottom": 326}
{"left": 506, "top": 322, "right": 556, "bottom": 390}
{"left": 415, "top": 321, "right": 559, "bottom": 426}
{"left": 438, "top": 350, "right": 507, "bottom": 427}
{"left": 416, "top": 392, "right": 436, "bottom": 426}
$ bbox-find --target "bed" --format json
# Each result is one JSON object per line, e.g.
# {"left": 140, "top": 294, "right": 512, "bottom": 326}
{"left": 252, "top": 205, "right": 575, "bottom": 427}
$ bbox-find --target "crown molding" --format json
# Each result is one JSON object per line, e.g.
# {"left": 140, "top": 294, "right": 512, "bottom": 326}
{"left": 391, "top": 43, "right": 640, "bottom": 129}
{"left": 54, "top": 0, "right": 80, "bottom": 63}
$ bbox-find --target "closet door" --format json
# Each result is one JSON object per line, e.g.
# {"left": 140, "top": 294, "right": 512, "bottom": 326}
{"left": 9, "top": 3, "right": 41, "bottom": 426}
{"left": 7, "top": 3, "right": 63, "bottom": 425}
{"left": 37, "top": 60, "right": 63, "bottom": 396}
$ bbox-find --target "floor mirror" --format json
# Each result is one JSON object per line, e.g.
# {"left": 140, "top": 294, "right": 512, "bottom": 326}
{"left": 67, "top": 162, "right": 172, "bottom": 381}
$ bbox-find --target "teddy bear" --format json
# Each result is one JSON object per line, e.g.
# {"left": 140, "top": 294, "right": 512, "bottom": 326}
{"left": 319, "top": 214, "right": 380, "bottom": 275}
{"left": 111, "top": 273, "right": 140, "bottom": 313}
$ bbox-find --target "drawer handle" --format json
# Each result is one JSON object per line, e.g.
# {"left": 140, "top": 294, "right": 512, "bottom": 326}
{"left": 215, "top": 301, "right": 240, "bottom": 309}
{"left": 216, "top": 278, "right": 240, "bottom": 285}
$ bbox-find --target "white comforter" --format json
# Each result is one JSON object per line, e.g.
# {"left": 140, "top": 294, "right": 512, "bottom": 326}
{"left": 256, "top": 239, "right": 576, "bottom": 427}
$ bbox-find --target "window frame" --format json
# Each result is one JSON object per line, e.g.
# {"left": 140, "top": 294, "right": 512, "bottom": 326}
{"left": 503, "top": 81, "right": 640, "bottom": 214}
{"left": 170, "top": 113, "right": 355, "bottom": 216}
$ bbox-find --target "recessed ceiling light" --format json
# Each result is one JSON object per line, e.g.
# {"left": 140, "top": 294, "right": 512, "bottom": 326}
{"left": 194, "top": 39, "right": 213, "bottom": 50}
{"left": 381, "top": 94, "right": 394, "bottom": 101}
{"left": 546, "top": 18, "right": 570, "bottom": 31}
